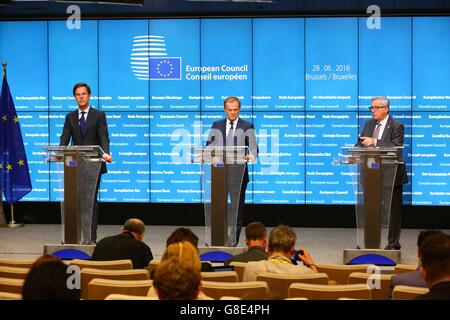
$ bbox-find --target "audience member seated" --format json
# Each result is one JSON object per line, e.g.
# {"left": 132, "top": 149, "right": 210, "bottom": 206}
{"left": 224, "top": 221, "right": 268, "bottom": 266}
{"left": 243, "top": 225, "right": 318, "bottom": 282}
{"left": 148, "top": 241, "right": 212, "bottom": 300}
{"left": 22, "top": 255, "right": 80, "bottom": 300}
{"left": 153, "top": 256, "right": 201, "bottom": 300}
{"left": 92, "top": 218, "right": 153, "bottom": 269}
{"left": 387, "top": 230, "right": 443, "bottom": 299}
{"left": 165, "top": 227, "right": 214, "bottom": 272}
{"left": 416, "top": 232, "right": 450, "bottom": 300}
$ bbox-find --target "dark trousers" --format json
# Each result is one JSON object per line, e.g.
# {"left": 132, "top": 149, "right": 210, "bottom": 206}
{"left": 229, "top": 181, "right": 247, "bottom": 246}
{"left": 387, "top": 184, "right": 403, "bottom": 249}
{"left": 91, "top": 175, "right": 101, "bottom": 242}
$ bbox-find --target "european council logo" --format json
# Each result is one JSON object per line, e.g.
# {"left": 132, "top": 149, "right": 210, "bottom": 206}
{"left": 130, "top": 35, "right": 182, "bottom": 81}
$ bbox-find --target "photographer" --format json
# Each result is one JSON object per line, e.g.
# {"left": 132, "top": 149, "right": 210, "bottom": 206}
{"left": 243, "top": 225, "right": 318, "bottom": 281}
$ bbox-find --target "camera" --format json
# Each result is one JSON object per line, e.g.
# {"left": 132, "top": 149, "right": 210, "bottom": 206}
{"left": 290, "top": 249, "right": 305, "bottom": 265}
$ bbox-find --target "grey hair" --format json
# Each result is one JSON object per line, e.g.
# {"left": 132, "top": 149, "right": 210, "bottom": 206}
{"left": 371, "top": 96, "right": 390, "bottom": 108}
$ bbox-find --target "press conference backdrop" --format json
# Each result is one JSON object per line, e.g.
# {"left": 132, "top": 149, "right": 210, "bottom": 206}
{"left": 0, "top": 17, "right": 449, "bottom": 206}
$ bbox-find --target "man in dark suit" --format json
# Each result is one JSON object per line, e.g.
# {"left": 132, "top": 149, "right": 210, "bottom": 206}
{"left": 386, "top": 230, "right": 443, "bottom": 299}
{"left": 206, "top": 96, "right": 258, "bottom": 246}
{"left": 60, "top": 82, "right": 112, "bottom": 244}
{"left": 357, "top": 96, "right": 408, "bottom": 250}
{"left": 92, "top": 218, "right": 153, "bottom": 269}
{"left": 224, "top": 221, "right": 268, "bottom": 266}
{"left": 417, "top": 232, "right": 450, "bottom": 300}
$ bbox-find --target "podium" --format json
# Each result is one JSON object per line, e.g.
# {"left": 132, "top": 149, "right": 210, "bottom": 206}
{"left": 43, "top": 145, "right": 104, "bottom": 248}
{"left": 192, "top": 146, "right": 247, "bottom": 247}
{"left": 341, "top": 146, "right": 403, "bottom": 265}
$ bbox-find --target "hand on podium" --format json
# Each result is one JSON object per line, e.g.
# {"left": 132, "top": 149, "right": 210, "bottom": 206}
{"left": 245, "top": 154, "right": 255, "bottom": 163}
{"left": 102, "top": 153, "right": 113, "bottom": 163}
{"left": 359, "top": 136, "right": 376, "bottom": 147}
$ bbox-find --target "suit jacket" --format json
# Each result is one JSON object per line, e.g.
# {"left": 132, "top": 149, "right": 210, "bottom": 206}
{"left": 206, "top": 117, "right": 258, "bottom": 184}
{"left": 91, "top": 231, "right": 153, "bottom": 269}
{"left": 60, "top": 107, "right": 110, "bottom": 174}
{"left": 357, "top": 116, "right": 408, "bottom": 185}
{"left": 386, "top": 270, "right": 427, "bottom": 299}
{"left": 224, "top": 246, "right": 268, "bottom": 266}
{"left": 416, "top": 281, "right": 450, "bottom": 300}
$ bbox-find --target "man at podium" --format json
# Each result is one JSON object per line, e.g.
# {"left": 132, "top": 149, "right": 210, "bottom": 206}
{"left": 60, "top": 82, "right": 112, "bottom": 244}
{"left": 357, "top": 96, "right": 408, "bottom": 250}
{"left": 206, "top": 96, "right": 258, "bottom": 246}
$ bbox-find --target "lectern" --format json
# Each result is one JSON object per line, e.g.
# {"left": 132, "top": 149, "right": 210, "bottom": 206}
{"left": 341, "top": 146, "right": 403, "bottom": 265}
{"left": 44, "top": 145, "right": 104, "bottom": 245}
{"left": 193, "top": 146, "right": 247, "bottom": 247}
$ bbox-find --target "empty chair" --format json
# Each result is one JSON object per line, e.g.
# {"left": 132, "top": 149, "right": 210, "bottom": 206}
{"left": 256, "top": 272, "right": 329, "bottom": 299}
{"left": 87, "top": 278, "right": 153, "bottom": 300}
{"left": 105, "top": 294, "right": 157, "bottom": 300}
{"left": 347, "top": 272, "right": 393, "bottom": 300}
{"left": 0, "top": 266, "right": 30, "bottom": 280}
{"left": 0, "top": 277, "right": 24, "bottom": 295}
{"left": 394, "top": 264, "right": 417, "bottom": 274}
{"left": 201, "top": 271, "right": 238, "bottom": 282}
{"left": 316, "top": 263, "right": 374, "bottom": 285}
{"left": 80, "top": 268, "right": 149, "bottom": 300}
{"left": 288, "top": 283, "right": 371, "bottom": 300}
{"left": 70, "top": 259, "right": 133, "bottom": 270}
{"left": 0, "top": 258, "right": 35, "bottom": 269}
{"left": 201, "top": 280, "right": 268, "bottom": 300}
{"left": 229, "top": 262, "right": 247, "bottom": 282}
{"left": 0, "top": 292, "right": 22, "bottom": 300}
{"left": 392, "top": 285, "right": 429, "bottom": 300}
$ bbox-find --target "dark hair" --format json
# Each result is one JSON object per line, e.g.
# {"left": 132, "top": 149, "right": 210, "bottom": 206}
{"left": 72, "top": 82, "right": 91, "bottom": 96}
{"left": 223, "top": 96, "right": 241, "bottom": 108}
{"left": 419, "top": 233, "right": 450, "bottom": 283}
{"left": 153, "top": 256, "right": 201, "bottom": 300}
{"left": 245, "top": 222, "right": 266, "bottom": 241}
{"left": 166, "top": 228, "right": 199, "bottom": 248}
{"left": 417, "top": 230, "right": 443, "bottom": 247}
{"left": 22, "top": 255, "right": 80, "bottom": 300}
{"left": 123, "top": 218, "right": 145, "bottom": 235}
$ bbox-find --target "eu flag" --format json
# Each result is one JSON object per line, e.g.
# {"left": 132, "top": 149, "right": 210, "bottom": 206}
{"left": 0, "top": 75, "right": 32, "bottom": 204}
{"left": 149, "top": 57, "right": 182, "bottom": 80}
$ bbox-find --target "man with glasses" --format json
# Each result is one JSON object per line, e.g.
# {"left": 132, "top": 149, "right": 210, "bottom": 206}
{"left": 357, "top": 96, "right": 408, "bottom": 250}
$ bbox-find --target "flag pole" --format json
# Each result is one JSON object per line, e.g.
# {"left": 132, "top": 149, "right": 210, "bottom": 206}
{"left": 1, "top": 62, "right": 23, "bottom": 228}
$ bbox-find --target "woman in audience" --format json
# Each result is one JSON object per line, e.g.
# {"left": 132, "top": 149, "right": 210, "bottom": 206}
{"left": 22, "top": 255, "right": 80, "bottom": 300}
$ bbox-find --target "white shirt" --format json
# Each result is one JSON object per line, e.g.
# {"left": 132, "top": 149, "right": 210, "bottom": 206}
{"left": 78, "top": 106, "right": 91, "bottom": 123}
{"left": 226, "top": 117, "right": 239, "bottom": 137}
{"left": 374, "top": 115, "right": 389, "bottom": 141}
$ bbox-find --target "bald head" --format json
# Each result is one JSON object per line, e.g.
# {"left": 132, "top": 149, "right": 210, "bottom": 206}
{"left": 122, "top": 219, "right": 145, "bottom": 240}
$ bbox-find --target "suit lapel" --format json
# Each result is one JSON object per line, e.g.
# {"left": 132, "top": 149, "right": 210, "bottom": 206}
{"left": 220, "top": 119, "right": 227, "bottom": 144}
{"left": 380, "top": 117, "right": 394, "bottom": 142}
{"left": 71, "top": 110, "right": 82, "bottom": 141}
{"left": 84, "top": 107, "right": 96, "bottom": 137}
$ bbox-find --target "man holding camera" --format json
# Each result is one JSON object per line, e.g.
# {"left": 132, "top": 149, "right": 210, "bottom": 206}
{"left": 243, "top": 225, "right": 318, "bottom": 281}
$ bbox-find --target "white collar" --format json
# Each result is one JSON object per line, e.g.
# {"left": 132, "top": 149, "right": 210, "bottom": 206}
{"left": 378, "top": 115, "right": 389, "bottom": 127}
{"left": 78, "top": 106, "right": 91, "bottom": 115}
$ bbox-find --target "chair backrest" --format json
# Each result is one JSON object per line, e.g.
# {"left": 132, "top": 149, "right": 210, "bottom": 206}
{"left": 256, "top": 272, "right": 329, "bottom": 299}
{"left": 105, "top": 293, "right": 157, "bottom": 300}
{"left": 80, "top": 268, "right": 149, "bottom": 300}
{"left": 316, "top": 263, "right": 374, "bottom": 285}
{"left": 146, "top": 259, "right": 160, "bottom": 277}
{"left": 201, "top": 280, "right": 268, "bottom": 300}
{"left": 0, "top": 277, "right": 24, "bottom": 295}
{"left": 0, "top": 259, "right": 35, "bottom": 269}
{"left": 347, "top": 272, "right": 393, "bottom": 300}
{"left": 229, "top": 262, "right": 247, "bottom": 282}
{"left": 70, "top": 259, "right": 133, "bottom": 270}
{"left": 0, "top": 291, "right": 22, "bottom": 300}
{"left": 0, "top": 266, "right": 30, "bottom": 280}
{"left": 201, "top": 271, "right": 238, "bottom": 282}
{"left": 87, "top": 278, "right": 153, "bottom": 300}
{"left": 392, "top": 285, "right": 429, "bottom": 300}
{"left": 288, "top": 283, "right": 371, "bottom": 300}
{"left": 394, "top": 264, "right": 417, "bottom": 274}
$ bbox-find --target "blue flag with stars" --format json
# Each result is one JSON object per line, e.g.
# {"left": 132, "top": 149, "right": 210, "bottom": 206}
{"left": 0, "top": 75, "right": 32, "bottom": 204}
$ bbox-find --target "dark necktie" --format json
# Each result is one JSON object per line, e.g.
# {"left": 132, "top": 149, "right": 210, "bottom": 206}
{"left": 226, "top": 121, "right": 234, "bottom": 146}
{"left": 79, "top": 111, "right": 86, "bottom": 137}
{"left": 372, "top": 122, "right": 381, "bottom": 140}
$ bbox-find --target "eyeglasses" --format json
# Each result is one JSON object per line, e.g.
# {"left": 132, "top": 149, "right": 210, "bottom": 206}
{"left": 368, "top": 106, "right": 386, "bottom": 110}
